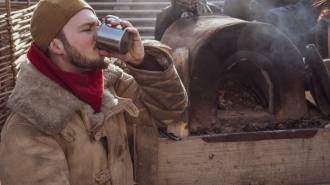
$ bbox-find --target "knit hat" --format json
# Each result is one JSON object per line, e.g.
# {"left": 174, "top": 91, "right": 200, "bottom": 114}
{"left": 30, "top": 0, "right": 95, "bottom": 53}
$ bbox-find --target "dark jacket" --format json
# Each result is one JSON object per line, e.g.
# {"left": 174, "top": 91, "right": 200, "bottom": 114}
{"left": 224, "top": 0, "right": 327, "bottom": 58}
{"left": 155, "top": 3, "right": 222, "bottom": 41}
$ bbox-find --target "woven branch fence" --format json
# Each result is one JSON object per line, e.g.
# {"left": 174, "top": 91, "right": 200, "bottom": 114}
{"left": 0, "top": 1, "right": 32, "bottom": 14}
{"left": 0, "top": 1, "right": 35, "bottom": 131}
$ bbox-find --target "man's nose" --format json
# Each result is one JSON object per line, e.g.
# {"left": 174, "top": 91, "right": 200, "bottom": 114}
{"left": 94, "top": 26, "right": 100, "bottom": 39}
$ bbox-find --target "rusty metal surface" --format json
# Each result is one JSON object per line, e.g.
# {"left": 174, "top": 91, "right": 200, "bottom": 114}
{"left": 161, "top": 15, "right": 307, "bottom": 132}
{"left": 201, "top": 128, "right": 318, "bottom": 143}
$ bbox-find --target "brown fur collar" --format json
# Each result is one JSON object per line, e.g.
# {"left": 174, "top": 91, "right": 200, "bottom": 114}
{"left": 7, "top": 55, "right": 124, "bottom": 135}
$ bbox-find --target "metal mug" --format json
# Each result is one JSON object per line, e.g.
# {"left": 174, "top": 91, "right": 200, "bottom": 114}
{"left": 96, "top": 15, "right": 132, "bottom": 55}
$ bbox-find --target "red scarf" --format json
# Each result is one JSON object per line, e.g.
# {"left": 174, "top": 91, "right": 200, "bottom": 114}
{"left": 27, "top": 42, "right": 104, "bottom": 113}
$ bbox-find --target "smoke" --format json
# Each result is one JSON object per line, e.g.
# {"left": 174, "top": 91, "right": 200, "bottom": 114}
{"left": 265, "top": 1, "right": 319, "bottom": 38}
{"left": 223, "top": 0, "right": 328, "bottom": 57}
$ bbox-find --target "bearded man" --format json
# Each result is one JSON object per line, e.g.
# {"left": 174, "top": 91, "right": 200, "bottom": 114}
{"left": 0, "top": 0, "right": 188, "bottom": 184}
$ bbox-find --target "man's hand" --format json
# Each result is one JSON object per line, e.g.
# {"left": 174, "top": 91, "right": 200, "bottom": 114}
{"left": 98, "top": 18, "right": 145, "bottom": 66}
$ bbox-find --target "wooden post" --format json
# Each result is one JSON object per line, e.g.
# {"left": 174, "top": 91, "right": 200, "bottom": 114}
{"left": 5, "top": 0, "right": 15, "bottom": 64}
{"left": 5, "top": 0, "right": 11, "bottom": 17}
{"left": 167, "top": 109, "right": 189, "bottom": 137}
{"left": 328, "top": 24, "right": 330, "bottom": 58}
{"left": 167, "top": 47, "right": 190, "bottom": 137}
{"left": 133, "top": 124, "right": 158, "bottom": 185}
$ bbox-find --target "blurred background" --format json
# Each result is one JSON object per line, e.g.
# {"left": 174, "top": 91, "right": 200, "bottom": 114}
{"left": 0, "top": 0, "right": 224, "bottom": 40}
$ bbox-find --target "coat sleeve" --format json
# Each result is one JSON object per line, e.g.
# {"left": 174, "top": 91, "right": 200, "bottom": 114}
{"left": 113, "top": 42, "right": 188, "bottom": 129}
{"left": 0, "top": 117, "right": 70, "bottom": 185}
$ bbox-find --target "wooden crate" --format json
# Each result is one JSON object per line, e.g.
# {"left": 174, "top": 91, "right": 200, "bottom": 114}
{"left": 134, "top": 125, "right": 330, "bottom": 185}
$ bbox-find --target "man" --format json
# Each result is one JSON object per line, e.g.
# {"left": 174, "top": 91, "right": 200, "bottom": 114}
{"left": 223, "top": 0, "right": 330, "bottom": 58}
{"left": 258, "top": 0, "right": 330, "bottom": 58}
{"left": 0, "top": 0, "right": 188, "bottom": 184}
{"left": 154, "top": 0, "right": 222, "bottom": 41}
{"left": 223, "top": 0, "right": 299, "bottom": 18}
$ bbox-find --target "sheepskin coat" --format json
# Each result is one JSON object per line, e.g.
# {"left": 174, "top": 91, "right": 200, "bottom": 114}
{"left": 0, "top": 45, "right": 187, "bottom": 185}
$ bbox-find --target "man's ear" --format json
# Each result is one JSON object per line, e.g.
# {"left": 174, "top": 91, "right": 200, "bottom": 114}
{"left": 48, "top": 38, "right": 64, "bottom": 55}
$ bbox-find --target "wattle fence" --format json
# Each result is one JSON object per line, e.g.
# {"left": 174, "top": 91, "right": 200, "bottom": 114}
{"left": 0, "top": 1, "right": 35, "bottom": 132}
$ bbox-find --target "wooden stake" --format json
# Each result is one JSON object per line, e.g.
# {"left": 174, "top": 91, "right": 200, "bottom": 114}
{"left": 328, "top": 24, "right": 330, "bottom": 58}
{"left": 133, "top": 124, "right": 158, "bottom": 185}
{"left": 167, "top": 47, "right": 190, "bottom": 137}
{"left": 5, "top": 0, "right": 11, "bottom": 18}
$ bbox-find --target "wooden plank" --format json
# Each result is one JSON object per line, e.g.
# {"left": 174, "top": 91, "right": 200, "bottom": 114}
{"left": 158, "top": 129, "right": 330, "bottom": 185}
{"left": 168, "top": 47, "right": 190, "bottom": 137}
{"left": 133, "top": 124, "right": 158, "bottom": 185}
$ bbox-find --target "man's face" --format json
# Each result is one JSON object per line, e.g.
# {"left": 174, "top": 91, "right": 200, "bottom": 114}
{"left": 61, "top": 9, "right": 109, "bottom": 71}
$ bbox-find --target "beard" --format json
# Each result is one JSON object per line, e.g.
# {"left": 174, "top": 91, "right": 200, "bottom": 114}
{"left": 62, "top": 40, "right": 109, "bottom": 70}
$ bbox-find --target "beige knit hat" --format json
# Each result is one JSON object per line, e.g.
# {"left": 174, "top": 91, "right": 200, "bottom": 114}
{"left": 30, "top": 0, "right": 95, "bottom": 53}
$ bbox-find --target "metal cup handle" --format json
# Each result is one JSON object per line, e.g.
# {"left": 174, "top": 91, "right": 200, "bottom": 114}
{"left": 105, "top": 15, "right": 121, "bottom": 22}
{"left": 105, "top": 15, "right": 123, "bottom": 29}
